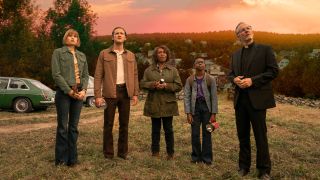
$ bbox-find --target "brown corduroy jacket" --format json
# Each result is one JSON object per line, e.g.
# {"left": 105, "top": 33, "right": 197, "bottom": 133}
{"left": 94, "top": 46, "right": 139, "bottom": 98}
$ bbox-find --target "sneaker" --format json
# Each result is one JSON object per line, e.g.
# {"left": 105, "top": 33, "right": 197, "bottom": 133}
{"left": 258, "top": 173, "right": 271, "bottom": 180}
{"left": 191, "top": 160, "right": 201, "bottom": 164}
{"left": 238, "top": 168, "right": 249, "bottom": 177}
{"left": 55, "top": 160, "right": 66, "bottom": 166}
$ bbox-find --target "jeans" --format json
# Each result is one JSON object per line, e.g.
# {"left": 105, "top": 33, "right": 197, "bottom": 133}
{"left": 191, "top": 99, "right": 212, "bottom": 163}
{"left": 55, "top": 90, "right": 83, "bottom": 165}
{"left": 151, "top": 117, "right": 174, "bottom": 155}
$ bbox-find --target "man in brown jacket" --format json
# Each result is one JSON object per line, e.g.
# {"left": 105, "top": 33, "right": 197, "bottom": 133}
{"left": 94, "top": 27, "right": 139, "bottom": 159}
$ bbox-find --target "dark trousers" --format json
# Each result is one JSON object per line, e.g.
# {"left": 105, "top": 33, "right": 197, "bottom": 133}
{"left": 55, "top": 90, "right": 83, "bottom": 165}
{"left": 151, "top": 117, "right": 174, "bottom": 155}
{"left": 103, "top": 86, "right": 130, "bottom": 158}
{"left": 191, "top": 99, "right": 212, "bottom": 163}
{"left": 235, "top": 92, "right": 271, "bottom": 174}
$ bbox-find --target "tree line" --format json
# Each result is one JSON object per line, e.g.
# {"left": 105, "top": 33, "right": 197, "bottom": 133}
{"left": 1, "top": 0, "right": 320, "bottom": 98}
{"left": 0, "top": 0, "right": 101, "bottom": 86}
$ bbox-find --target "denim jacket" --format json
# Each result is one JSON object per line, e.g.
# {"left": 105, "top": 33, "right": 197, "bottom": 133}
{"left": 184, "top": 73, "right": 218, "bottom": 115}
{"left": 51, "top": 46, "right": 89, "bottom": 94}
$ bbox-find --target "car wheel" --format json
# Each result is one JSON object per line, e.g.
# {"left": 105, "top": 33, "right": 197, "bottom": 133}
{"left": 86, "top": 97, "right": 95, "bottom": 107}
{"left": 13, "top": 98, "right": 32, "bottom": 113}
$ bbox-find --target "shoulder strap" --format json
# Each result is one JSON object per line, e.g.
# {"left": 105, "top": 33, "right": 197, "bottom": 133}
{"left": 188, "top": 75, "right": 194, "bottom": 89}
{"left": 205, "top": 74, "right": 211, "bottom": 89}
{"left": 189, "top": 74, "right": 211, "bottom": 90}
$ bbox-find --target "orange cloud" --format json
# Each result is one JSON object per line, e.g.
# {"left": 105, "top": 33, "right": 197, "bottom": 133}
{"left": 36, "top": 0, "right": 320, "bottom": 34}
{"left": 91, "top": 0, "right": 153, "bottom": 16}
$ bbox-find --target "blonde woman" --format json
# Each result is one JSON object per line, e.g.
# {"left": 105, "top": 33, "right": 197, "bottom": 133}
{"left": 51, "top": 29, "right": 89, "bottom": 166}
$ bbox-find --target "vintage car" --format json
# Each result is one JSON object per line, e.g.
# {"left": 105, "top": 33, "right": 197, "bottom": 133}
{"left": 0, "top": 77, "right": 55, "bottom": 113}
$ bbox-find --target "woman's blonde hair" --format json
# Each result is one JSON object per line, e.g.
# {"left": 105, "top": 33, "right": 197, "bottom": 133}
{"left": 62, "top": 29, "right": 81, "bottom": 47}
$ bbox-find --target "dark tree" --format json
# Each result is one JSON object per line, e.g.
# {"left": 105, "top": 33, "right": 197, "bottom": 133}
{"left": 46, "top": 0, "right": 98, "bottom": 74}
{"left": 46, "top": 0, "right": 96, "bottom": 48}
{"left": 0, "top": 0, "right": 38, "bottom": 76}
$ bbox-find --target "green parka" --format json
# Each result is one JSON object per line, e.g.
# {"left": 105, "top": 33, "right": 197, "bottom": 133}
{"left": 140, "top": 64, "right": 182, "bottom": 118}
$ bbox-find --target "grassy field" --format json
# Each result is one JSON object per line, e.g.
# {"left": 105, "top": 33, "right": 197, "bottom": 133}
{"left": 0, "top": 93, "right": 319, "bottom": 179}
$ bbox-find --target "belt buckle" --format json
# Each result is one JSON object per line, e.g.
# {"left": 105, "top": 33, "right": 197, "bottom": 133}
{"left": 117, "top": 84, "right": 125, "bottom": 88}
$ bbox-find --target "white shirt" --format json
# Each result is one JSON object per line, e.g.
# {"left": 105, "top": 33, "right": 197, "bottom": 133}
{"left": 114, "top": 50, "right": 125, "bottom": 84}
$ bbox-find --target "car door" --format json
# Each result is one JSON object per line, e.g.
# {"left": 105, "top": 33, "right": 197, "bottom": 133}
{"left": 5, "top": 78, "right": 26, "bottom": 108}
{"left": 0, "top": 78, "right": 10, "bottom": 108}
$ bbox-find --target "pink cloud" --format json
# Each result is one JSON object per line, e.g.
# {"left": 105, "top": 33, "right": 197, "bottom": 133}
{"left": 35, "top": 0, "right": 320, "bottom": 35}
{"left": 91, "top": 0, "right": 153, "bottom": 16}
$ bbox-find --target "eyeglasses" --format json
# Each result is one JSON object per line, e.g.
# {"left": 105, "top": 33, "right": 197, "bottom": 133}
{"left": 236, "top": 26, "right": 252, "bottom": 35}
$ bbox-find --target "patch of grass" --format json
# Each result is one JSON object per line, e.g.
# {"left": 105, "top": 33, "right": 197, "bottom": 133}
{"left": 0, "top": 93, "right": 319, "bottom": 179}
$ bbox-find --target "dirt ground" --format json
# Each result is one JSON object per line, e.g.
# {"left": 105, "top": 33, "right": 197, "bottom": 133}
{"left": 0, "top": 106, "right": 145, "bottom": 134}
{"left": 0, "top": 98, "right": 318, "bottom": 134}
{"left": 0, "top": 107, "right": 104, "bottom": 134}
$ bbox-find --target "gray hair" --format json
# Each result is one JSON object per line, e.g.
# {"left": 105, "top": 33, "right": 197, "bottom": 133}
{"left": 235, "top": 22, "right": 246, "bottom": 35}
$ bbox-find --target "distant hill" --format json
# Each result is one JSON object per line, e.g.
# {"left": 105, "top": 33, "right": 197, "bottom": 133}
{"left": 95, "top": 31, "right": 320, "bottom": 98}
{"left": 96, "top": 31, "right": 320, "bottom": 53}
{"left": 95, "top": 31, "right": 320, "bottom": 70}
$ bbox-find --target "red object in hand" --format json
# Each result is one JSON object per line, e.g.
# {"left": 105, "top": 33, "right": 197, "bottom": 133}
{"left": 212, "top": 122, "right": 219, "bottom": 129}
{"left": 206, "top": 121, "right": 219, "bottom": 132}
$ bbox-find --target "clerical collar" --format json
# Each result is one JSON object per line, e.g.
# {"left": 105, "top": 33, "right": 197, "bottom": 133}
{"left": 244, "top": 42, "right": 254, "bottom": 49}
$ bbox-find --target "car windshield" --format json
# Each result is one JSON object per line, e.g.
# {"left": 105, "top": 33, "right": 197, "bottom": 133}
{"left": 30, "top": 80, "right": 52, "bottom": 91}
{"left": 0, "top": 78, "right": 9, "bottom": 89}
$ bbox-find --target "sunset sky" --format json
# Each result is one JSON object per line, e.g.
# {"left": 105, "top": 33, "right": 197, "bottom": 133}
{"left": 36, "top": 0, "right": 320, "bottom": 35}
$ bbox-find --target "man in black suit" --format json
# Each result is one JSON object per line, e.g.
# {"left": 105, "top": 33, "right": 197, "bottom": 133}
{"left": 229, "top": 22, "right": 279, "bottom": 179}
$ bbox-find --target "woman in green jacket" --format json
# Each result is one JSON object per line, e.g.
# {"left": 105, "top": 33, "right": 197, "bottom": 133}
{"left": 140, "top": 45, "right": 182, "bottom": 159}
{"left": 51, "top": 29, "right": 89, "bottom": 166}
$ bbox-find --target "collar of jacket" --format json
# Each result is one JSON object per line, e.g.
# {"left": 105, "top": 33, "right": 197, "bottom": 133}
{"left": 192, "top": 72, "right": 209, "bottom": 81}
{"left": 105, "top": 46, "right": 129, "bottom": 54}
{"left": 150, "top": 63, "right": 173, "bottom": 71}
{"left": 61, "top": 46, "right": 81, "bottom": 54}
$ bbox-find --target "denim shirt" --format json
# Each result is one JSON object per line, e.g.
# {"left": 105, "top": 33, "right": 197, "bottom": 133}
{"left": 184, "top": 73, "right": 218, "bottom": 115}
{"left": 51, "top": 46, "right": 89, "bottom": 94}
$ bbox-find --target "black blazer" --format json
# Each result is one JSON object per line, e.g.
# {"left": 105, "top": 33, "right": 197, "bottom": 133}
{"left": 229, "top": 43, "right": 279, "bottom": 110}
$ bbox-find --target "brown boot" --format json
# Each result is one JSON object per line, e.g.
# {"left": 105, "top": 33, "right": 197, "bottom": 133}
{"left": 152, "top": 152, "right": 160, "bottom": 157}
{"left": 166, "top": 154, "right": 174, "bottom": 160}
